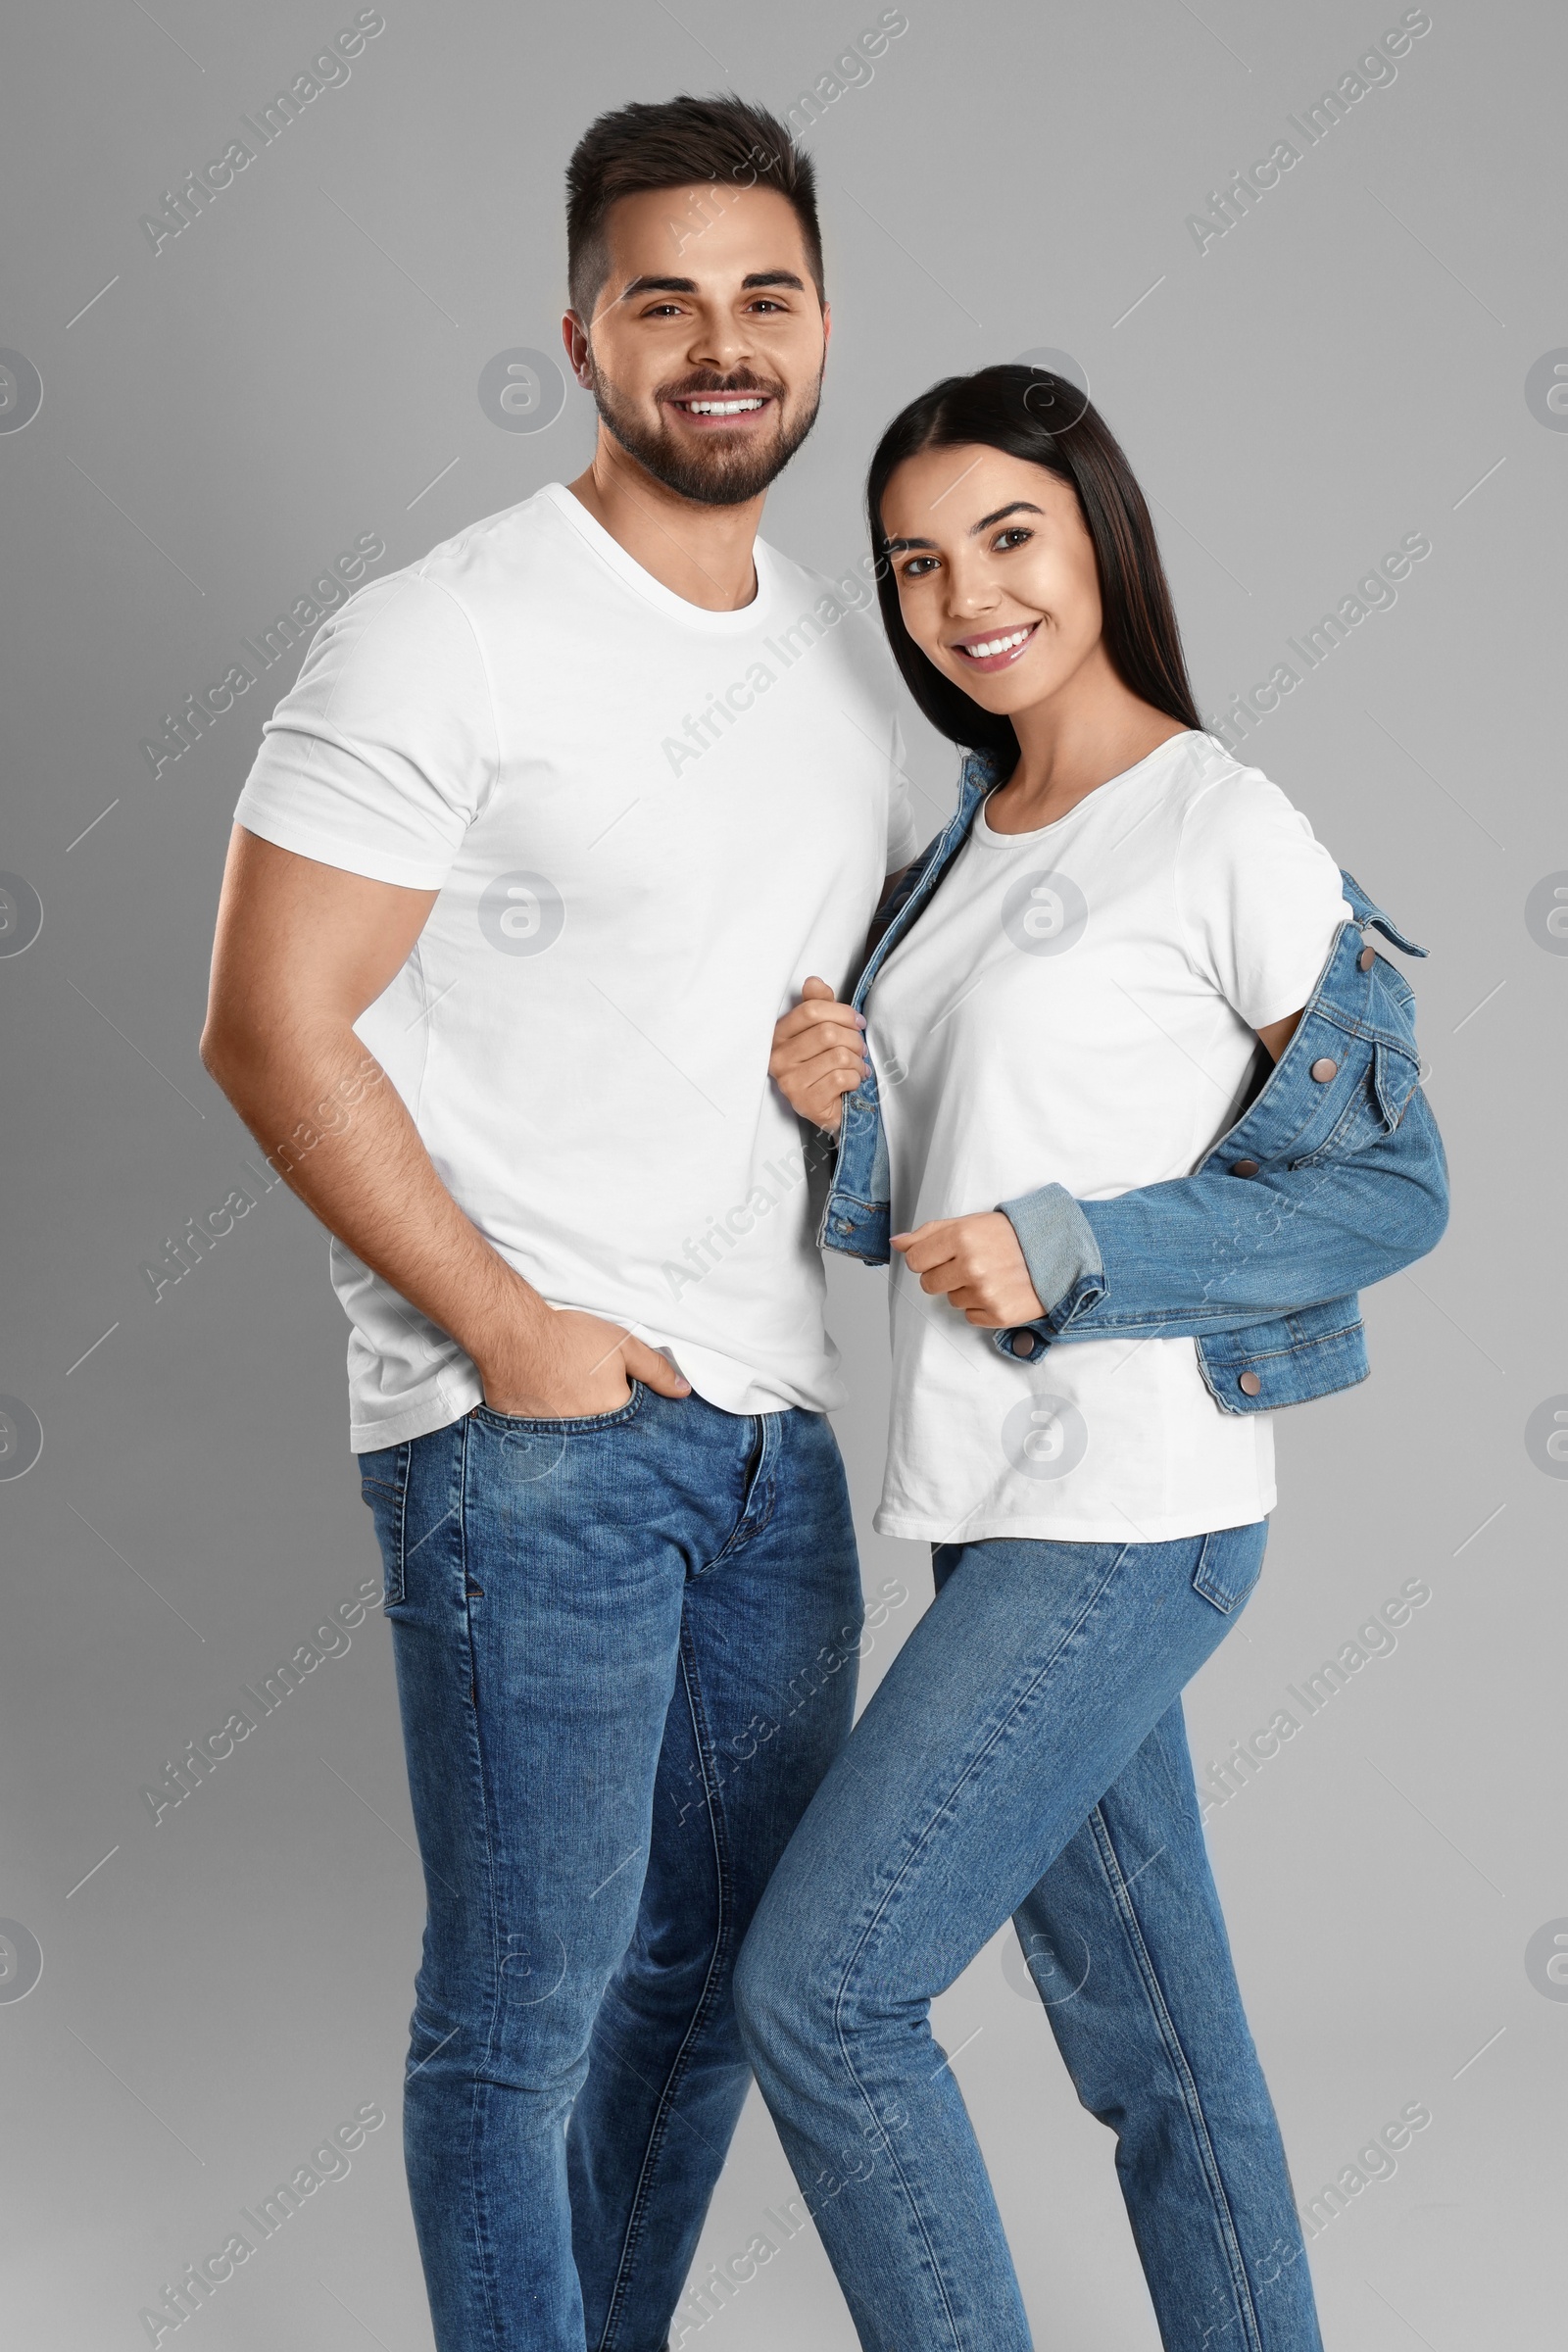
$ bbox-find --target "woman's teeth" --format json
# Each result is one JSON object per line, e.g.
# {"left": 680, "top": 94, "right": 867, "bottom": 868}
{"left": 957, "top": 626, "right": 1033, "bottom": 660}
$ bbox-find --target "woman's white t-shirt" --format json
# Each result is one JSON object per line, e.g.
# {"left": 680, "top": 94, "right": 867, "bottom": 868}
{"left": 867, "top": 730, "right": 1350, "bottom": 1545}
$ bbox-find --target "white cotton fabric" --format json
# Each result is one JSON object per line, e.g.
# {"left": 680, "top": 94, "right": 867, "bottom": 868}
{"left": 868, "top": 731, "right": 1350, "bottom": 1544}
{"left": 234, "top": 483, "right": 915, "bottom": 1447}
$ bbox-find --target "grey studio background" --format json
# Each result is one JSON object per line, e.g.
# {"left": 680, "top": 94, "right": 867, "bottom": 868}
{"left": 1, "top": 0, "right": 1563, "bottom": 2344}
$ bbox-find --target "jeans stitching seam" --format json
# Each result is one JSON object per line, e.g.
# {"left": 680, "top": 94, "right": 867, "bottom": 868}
{"left": 455, "top": 1412, "right": 509, "bottom": 2346}
{"left": 699, "top": 1415, "right": 777, "bottom": 1573}
{"left": 1086, "top": 1803, "right": 1266, "bottom": 2352}
{"left": 393, "top": 1440, "right": 410, "bottom": 1604}
{"left": 596, "top": 1624, "right": 734, "bottom": 2349}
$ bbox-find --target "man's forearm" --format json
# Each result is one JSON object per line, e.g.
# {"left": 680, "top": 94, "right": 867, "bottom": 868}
{"left": 202, "top": 1021, "right": 556, "bottom": 1388}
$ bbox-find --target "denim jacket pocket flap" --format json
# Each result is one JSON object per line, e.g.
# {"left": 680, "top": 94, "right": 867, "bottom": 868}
{"left": 1372, "top": 1035, "right": 1422, "bottom": 1130}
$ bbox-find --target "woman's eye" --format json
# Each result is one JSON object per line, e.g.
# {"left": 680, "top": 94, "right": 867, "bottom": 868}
{"left": 994, "top": 527, "right": 1032, "bottom": 551}
{"left": 900, "top": 556, "right": 938, "bottom": 579}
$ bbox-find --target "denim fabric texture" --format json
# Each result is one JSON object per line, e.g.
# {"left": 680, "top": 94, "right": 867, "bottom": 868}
{"left": 360, "top": 1386, "right": 863, "bottom": 2352}
{"left": 735, "top": 1522, "right": 1324, "bottom": 2352}
{"left": 821, "top": 747, "right": 1448, "bottom": 1409}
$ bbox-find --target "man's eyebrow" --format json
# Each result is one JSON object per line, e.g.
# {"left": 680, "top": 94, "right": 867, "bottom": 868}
{"left": 615, "top": 270, "right": 807, "bottom": 300}
{"left": 969, "top": 502, "right": 1043, "bottom": 533}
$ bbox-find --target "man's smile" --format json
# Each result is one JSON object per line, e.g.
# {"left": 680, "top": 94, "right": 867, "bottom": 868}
{"left": 665, "top": 391, "right": 777, "bottom": 430}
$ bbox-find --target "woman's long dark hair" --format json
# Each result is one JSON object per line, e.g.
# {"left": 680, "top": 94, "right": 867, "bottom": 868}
{"left": 866, "top": 366, "right": 1201, "bottom": 774}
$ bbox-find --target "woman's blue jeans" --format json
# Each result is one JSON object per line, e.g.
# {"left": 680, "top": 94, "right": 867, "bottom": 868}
{"left": 734, "top": 1524, "right": 1324, "bottom": 2352}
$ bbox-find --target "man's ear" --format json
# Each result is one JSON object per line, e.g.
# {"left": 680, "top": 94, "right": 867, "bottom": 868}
{"left": 562, "top": 310, "right": 594, "bottom": 389}
{"left": 821, "top": 299, "right": 832, "bottom": 355}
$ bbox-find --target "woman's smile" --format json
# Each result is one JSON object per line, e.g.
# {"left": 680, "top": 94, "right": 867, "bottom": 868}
{"left": 948, "top": 619, "right": 1040, "bottom": 672}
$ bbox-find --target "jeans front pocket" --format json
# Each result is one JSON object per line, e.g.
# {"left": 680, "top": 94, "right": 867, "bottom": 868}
{"left": 1191, "top": 1519, "right": 1268, "bottom": 1616}
{"left": 359, "top": 1441, "right": 411, "bottom": 1608}
{"left": 468, "top": 1379, "right": 647, "bottom": 1438}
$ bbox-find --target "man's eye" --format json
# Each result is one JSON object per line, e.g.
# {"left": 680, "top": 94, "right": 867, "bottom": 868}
{"left": 749, "top": 298, "right": 786, "bottom": 313}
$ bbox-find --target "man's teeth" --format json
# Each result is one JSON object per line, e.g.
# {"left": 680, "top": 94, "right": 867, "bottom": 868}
{"left": 959, "top": 626, "right": 1032, "bottom": 659}
{"left": 683, "top": 397, "right": 766, "bottom": 415}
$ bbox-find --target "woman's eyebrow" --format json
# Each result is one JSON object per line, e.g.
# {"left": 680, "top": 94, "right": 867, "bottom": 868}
{"left": 884, "top": 501, "right": 1045, "bottom": 556}
{"left": 969, "top": 502, "right": 1044, "bottom": 534}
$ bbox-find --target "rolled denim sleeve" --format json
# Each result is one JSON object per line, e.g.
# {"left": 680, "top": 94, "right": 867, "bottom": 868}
{"left": 990, "top": 1184, "right": 1105, "bottom": 1363}
{"left": 998, "top": 1184, "right": 1101, "bottom": 1311}
{"left": 998, "top": 1090, "right": 1448, "bottom": 1360}
{"left": 986, "top": 1081, "right": 1448, "bottom": 1363}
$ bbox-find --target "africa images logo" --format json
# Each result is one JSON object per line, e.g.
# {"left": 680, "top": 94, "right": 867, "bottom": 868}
{"left": 0, "top": 350, "right": 44, "bottom": 434}
{"left": 477, "top": 349, "right": 566, "bottom": 434}
{"left": 477, "top": 872, "right": 565, "bottom": 956}
{"left": 0, "top": 1397, "right": 44, "bottom": 1482}
{"left": 0, "top": 1921, "right": 43, "bottom": 2003}
{"left": 1524, "top": 1396, "right": 1568, "bottom": 1478}
{"left": 1002, "top": 869, "right": 1088, "bottom": 957}
{"left": 1002, "top": 1393, "right": 1089, "bottom": 1482}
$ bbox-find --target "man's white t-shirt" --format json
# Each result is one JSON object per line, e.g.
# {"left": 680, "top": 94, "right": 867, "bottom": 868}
{"left": 866, "top": 730, "right": 1349, "bottom": 1545}
{"left": 234, "top": 482, "right": 915, "bottom": 1449}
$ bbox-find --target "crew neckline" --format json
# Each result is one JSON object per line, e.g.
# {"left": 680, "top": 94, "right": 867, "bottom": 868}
{"left": 539, "top": 479, "right": 780, "bottom": 632}
{"left": 971, "top": 728, "right": 1201, "bottom": 847}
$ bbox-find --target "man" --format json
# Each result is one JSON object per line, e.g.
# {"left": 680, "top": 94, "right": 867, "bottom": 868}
{"left": 202, "top": 96, "right": 913, "bottom": 2352}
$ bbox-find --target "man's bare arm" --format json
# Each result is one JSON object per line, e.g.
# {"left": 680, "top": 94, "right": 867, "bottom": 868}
{"left": 200, "top": 827, "right": 689, "bottom": 1417}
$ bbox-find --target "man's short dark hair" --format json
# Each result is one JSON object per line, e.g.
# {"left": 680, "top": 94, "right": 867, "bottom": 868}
{"left": 565, "top": 94, "right": 823, "bottom": 320}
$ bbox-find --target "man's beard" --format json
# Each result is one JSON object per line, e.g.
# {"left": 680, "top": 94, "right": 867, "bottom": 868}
{"left": 586, "top": 362, "right": 823, "bottom": 507}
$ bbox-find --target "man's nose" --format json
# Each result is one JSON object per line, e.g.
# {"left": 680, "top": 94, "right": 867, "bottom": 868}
{"left": 686, "top": 312, "right": 753, "bottom": 376}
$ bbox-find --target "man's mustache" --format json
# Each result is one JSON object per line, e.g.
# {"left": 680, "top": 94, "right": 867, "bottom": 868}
{"left": 656, "top": 369, "right": 788, "bottom": 406}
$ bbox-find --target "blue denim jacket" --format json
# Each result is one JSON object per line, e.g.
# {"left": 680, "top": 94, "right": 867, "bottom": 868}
{"left": 818, "top": 746, "right": 1449, "bottom": 1413}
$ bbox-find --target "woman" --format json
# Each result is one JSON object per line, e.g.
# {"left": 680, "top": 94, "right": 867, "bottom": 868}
{"left": 733, "top": 367, "right": 1446, "bottom": 2351}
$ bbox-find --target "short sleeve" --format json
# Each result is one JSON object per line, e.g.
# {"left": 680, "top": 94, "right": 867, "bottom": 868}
{"left": 886, "top": 712, "right": 917, "bottom": 870}
{"left": 1175, "top": 769, "right": 1351, "bottom": 1029}
{"left": 233, "top": 572, "right": 500, "bottom": 891}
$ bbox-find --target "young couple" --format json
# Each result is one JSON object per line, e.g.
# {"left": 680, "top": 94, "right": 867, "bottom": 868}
{"left": 202, "top": 93, "right": 1447, "bottom": 2352}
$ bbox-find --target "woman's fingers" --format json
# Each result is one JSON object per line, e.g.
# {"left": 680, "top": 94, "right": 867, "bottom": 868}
{"left": 769, "top": 1032, "right": 871, "bottom": 1129}
{"left": 770, "top": 1042, "right": 868, "bottom": 1098}
{"left": 892, "top": 1215, "right": 1044, "bottom": 1326}
{"left": 894, "top": 1222, "right": 989, "bottom": 1303}
{"left": 773, "top": 978, "right": 866, "bottom": 1042}
{"left": 770, "top": 978, "right": 870, "bottom": 1126}
{"left": 891, "top": 1221, "right": 956, "bottom": 1272}
{"left": 773, "top": 1004, "right": 866, "bottom": 1058}
{"left": 772, "top": 1032, "right": 867, "bottom": 1075}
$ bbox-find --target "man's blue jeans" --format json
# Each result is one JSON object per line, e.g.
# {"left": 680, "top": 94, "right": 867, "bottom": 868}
{"left": 734, "top": 1525, "right": 1324, "bottom": 2352}
{"left": 359, "top": 1384, "right": 863, "bottom": 2352}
